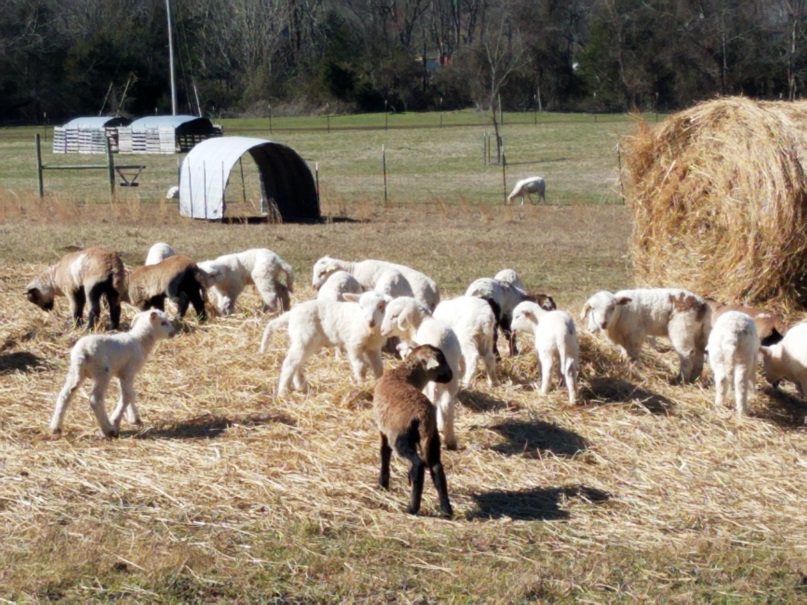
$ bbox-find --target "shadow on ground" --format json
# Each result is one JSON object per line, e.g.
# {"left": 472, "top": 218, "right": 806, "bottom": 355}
{"left": 134, "top": 412, "right": 296, "bottom": 440}
{"left": 459, "top": 390, "right": 518, "bottom": 413}
{"left": 467, "top": 484, "right": 611, "bottom": 521}
{"left": 583, "top": 377, "right": 674, "bottom": 415}
{"left": 488, "top": 418, "right": 588, "bottom": 458}
{"left": 755, "top": 385, "right": 807, "bottom": 429}
{"left": 0, "top": 350, "right": 48, "bottom": 374}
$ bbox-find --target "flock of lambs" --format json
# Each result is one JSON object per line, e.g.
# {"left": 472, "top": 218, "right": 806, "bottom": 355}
{"left": 23, "top": 243, "right": 806, "bottom": 516}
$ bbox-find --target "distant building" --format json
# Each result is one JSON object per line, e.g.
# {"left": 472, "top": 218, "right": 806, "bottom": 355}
{"left": 52, "top": 116, "right": 130, "bottom": 154}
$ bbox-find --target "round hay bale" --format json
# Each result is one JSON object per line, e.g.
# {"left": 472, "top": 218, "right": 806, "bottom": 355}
{"left": 621, "top": 96, "right": 807, "bottom": 309}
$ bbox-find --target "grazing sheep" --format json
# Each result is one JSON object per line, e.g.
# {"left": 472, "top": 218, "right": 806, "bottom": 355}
{"left": 511, "top": 301, "right": 580, "bottom": 404}
{"left": 381, "top": 297, "right": 463, "bottom": 450}
{"left": 49, "top": 309, "right": 176, "bottom": 437}
{"left": 493, "top": 268, "right": 526, "bottom": 291}
{"left": 507, "top": 176, "right": 546, "bottom": 205}
{"left": 581, "top": 287, "right": 711, "bottom": 382}
{"left": 125, "top": 255, "right": 209, "bottom": 321}
{"left": 433, "top": 296, "right": 498, "bottom": 387}
{"left": 145, "top": 242, "right": 175, "bottom": 266}
{"left": 259, "top": 291, "right": 390, "bottom": 396}
{"left": 759, "top": 322, "right": 807, "bottom": 398}
{"left": 26, "top": 246, "right": 126, "bottom": 330}
{"left": 198, "top": 248, "right": 294, "bottom": 315}
{"left": 465, "top": 277, "right": 556, "bottom": 357}
{"left": 312, "top": 256, "right": 440, "bottom": 311}
{"left": 707, "top": 311, "right": 760, "bottom": 418}
{"left": 316, "top": 270, "right": 364, "bottom": 302}
{"left": 374, "top": 344, "right": 454, "bottom": 517}
{"left": 706, "top": 298, "right": 785, "bottom": 346}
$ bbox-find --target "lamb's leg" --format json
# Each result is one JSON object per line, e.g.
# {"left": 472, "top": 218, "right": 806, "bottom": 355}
{"left": 563, "top": 360, "right": 578, "bottom": 405}
{"left": 86, "top": 282, "right": 105, "bottom": 329}
{"left": 70, "top": 288, "right": 87, "bottom": 328}
{"left": 347, "top": 350, "right": 370, "bottom": 383}
{"left": 50, "top": 366, "right": 85, "bottom": 435}
{"left": 461, "top": 346, "right": 479, "bottom": 388}
{"left": 394, "top": 433, "right": 425, "bottom": 515}
{"left": 106, "top": 289, "right": 122, "bottom": 330}
{"left": 501, "top": 315, "right": 518, "bottom": 356}
{"left": 435, "top": 386, "right": 458, "bottom": 451}
{"left": 713, "top": 366, "right": 727, "bottom": 411}
{"left": 733, "top": 365, "right": 750, "bottom": 419}
{"left": 87, "top": 377, "right": 116, "bottom": 437}
{"left": 278, "top": 345, "right": 312, "bottom": 395}
{"left": 367, "top": 349, "right": 384, "bottom": 379}
{"left": 109, "top": 378, "right": 138, "bottom": 430}
{"left": 186, "top": 285, "right": 207, "bottom": 321}
{"left": 426, "top": 435, "right": 453, "bottom": 517}
{"left": 378, "top": 433, "right": 392, "bottom": 489}
{"left": 538, "top": 348, "right": 555, "bottom": 395}
{"left": 482, "top": 349, "right": 498, "bottom": 387}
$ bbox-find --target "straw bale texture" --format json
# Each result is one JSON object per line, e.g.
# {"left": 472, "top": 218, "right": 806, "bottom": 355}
{"left": 621, "top": 96, "right": 807, "bottom": 308}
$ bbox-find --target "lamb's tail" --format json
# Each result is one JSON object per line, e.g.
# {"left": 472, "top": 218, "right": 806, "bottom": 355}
{"left": 278, "top": 259, "right": 295, "bottom": 293}
{"left": 259, "top": 313, "right": 290, "bottom": 353}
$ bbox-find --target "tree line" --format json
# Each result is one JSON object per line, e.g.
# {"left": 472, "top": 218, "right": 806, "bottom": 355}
{"left": 1, "top": 0, "right": 806, "bottom": 124}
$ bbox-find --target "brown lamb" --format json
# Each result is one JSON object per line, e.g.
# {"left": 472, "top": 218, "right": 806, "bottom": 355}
{"left": 373, "top": 344, "right": 454, "bottom": 517}
{"left": 26, "top": 246, "right": 125, "bottom": 330}
{"left": 125, "top": 255, "right": 209, "bottom": 321}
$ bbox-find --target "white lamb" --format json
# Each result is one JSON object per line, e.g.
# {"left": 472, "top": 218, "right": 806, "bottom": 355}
{"left": 259, "top": 291, "right": 390, "bottom": 396}
{"left": 465, "top": 277, "right": 556, "bottom": 357}
{"left": 49, "top": 309, "right": 176, "bottom": 437}
{"left": 507, "top": 176, "right": 546, "bottom": 205}
{"left": 511, "top": 301, "right": 579, "bottom": 404}
{"left": 433, "top": 296, "right": 498, "bottom": 387}
{"left": 316, "top": 270, "right": 364, "bottom": 302}
{"left": 708, "top": 311, "right": 760, "bottom": 418}
{"left": 759, "top": 322, "right": 807, "bottom": 399}
{"left": 381, "top": 297, "right": 463, "bottom": 450}
{"left": 493, "top": 268, "right": 526, "bottom": 291}
{"left": 312, "top": 256, "right": 440, "bottom": 311}
{"left": 198, "top": 248, "right": 294, "bottom": 315}
{"left": 144, "top": 242, "right": 175, "bottom": 266}
{"left": 581, "top": 287, "right": 711, "bottom": 382}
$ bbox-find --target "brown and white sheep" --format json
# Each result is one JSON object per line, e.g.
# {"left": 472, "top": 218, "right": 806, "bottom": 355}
{"left": 373, "top": 344, "right": 454, "bottom": 517}
{"left": 125, "top": 255, "right": 210, "bottom": 321}
{"left": 26, "top": 246, "right": 126, "bottom": 330}
{"left": 706, "top": 298, "right": 785, "bottom": 346}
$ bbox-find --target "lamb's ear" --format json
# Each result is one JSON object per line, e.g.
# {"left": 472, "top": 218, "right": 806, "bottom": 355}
{"left": 397, "top": 306, "right": 415, "bottom": 330}
{"left": 325, "top": 262, "right": 340, "bottom": 273}
{"left": 615, "top": 296, "right": 632, "bottom": 306}
{"left": 342, "top": 293, "right": 360, "bottom": 303}
{"left": 579, "top": 301, "right": 591, "bottom": 320}
{"left": 149, "top": 310, "right": 159, "bottom": 320}
{"left": 426, "top": 357, "right": 440, "bottom": 370}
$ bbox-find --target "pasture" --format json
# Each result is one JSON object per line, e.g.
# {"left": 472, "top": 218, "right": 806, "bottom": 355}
{"left": 0, "top": 113, "right": 805, "bottom": 602}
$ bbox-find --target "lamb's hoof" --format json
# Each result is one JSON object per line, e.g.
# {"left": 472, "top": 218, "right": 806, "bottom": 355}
{"left": 444, "top": 439, "right": 459, "bottom": 451}
{"left": 99, "top": 430, "right": 119, "bottom": 439}
{"left": 405, "top": 505, "right": 420, "bottom": 515}
{"left": 49, "top": 429, "right": 62, "bottom": 439}
{"left": 439, "top": 507, "right": 454, "bottom": 519}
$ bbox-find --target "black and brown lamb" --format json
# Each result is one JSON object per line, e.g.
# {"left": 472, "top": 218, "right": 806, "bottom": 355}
{"left": 373, "top": 344, "right": 454, "bottom": 517}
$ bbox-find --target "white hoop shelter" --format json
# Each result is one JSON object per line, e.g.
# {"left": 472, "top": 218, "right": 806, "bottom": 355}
{"left": 178, "top": 136, "right": 320, "bottom": 222}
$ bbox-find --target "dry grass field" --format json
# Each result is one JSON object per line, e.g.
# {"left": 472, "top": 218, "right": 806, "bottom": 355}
{"left": 0, "top": 115, "right": 806, "bottom": 602}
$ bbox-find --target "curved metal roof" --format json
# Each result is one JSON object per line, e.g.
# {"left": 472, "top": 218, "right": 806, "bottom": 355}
{"left": 178, "top": 136, "right": 319, "bottom": 222}
{"left": 62, "top": 116, "right": 130, "bottom": 128}
{"left": 129, "top": 115, "right": 211, "bottom": 132}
